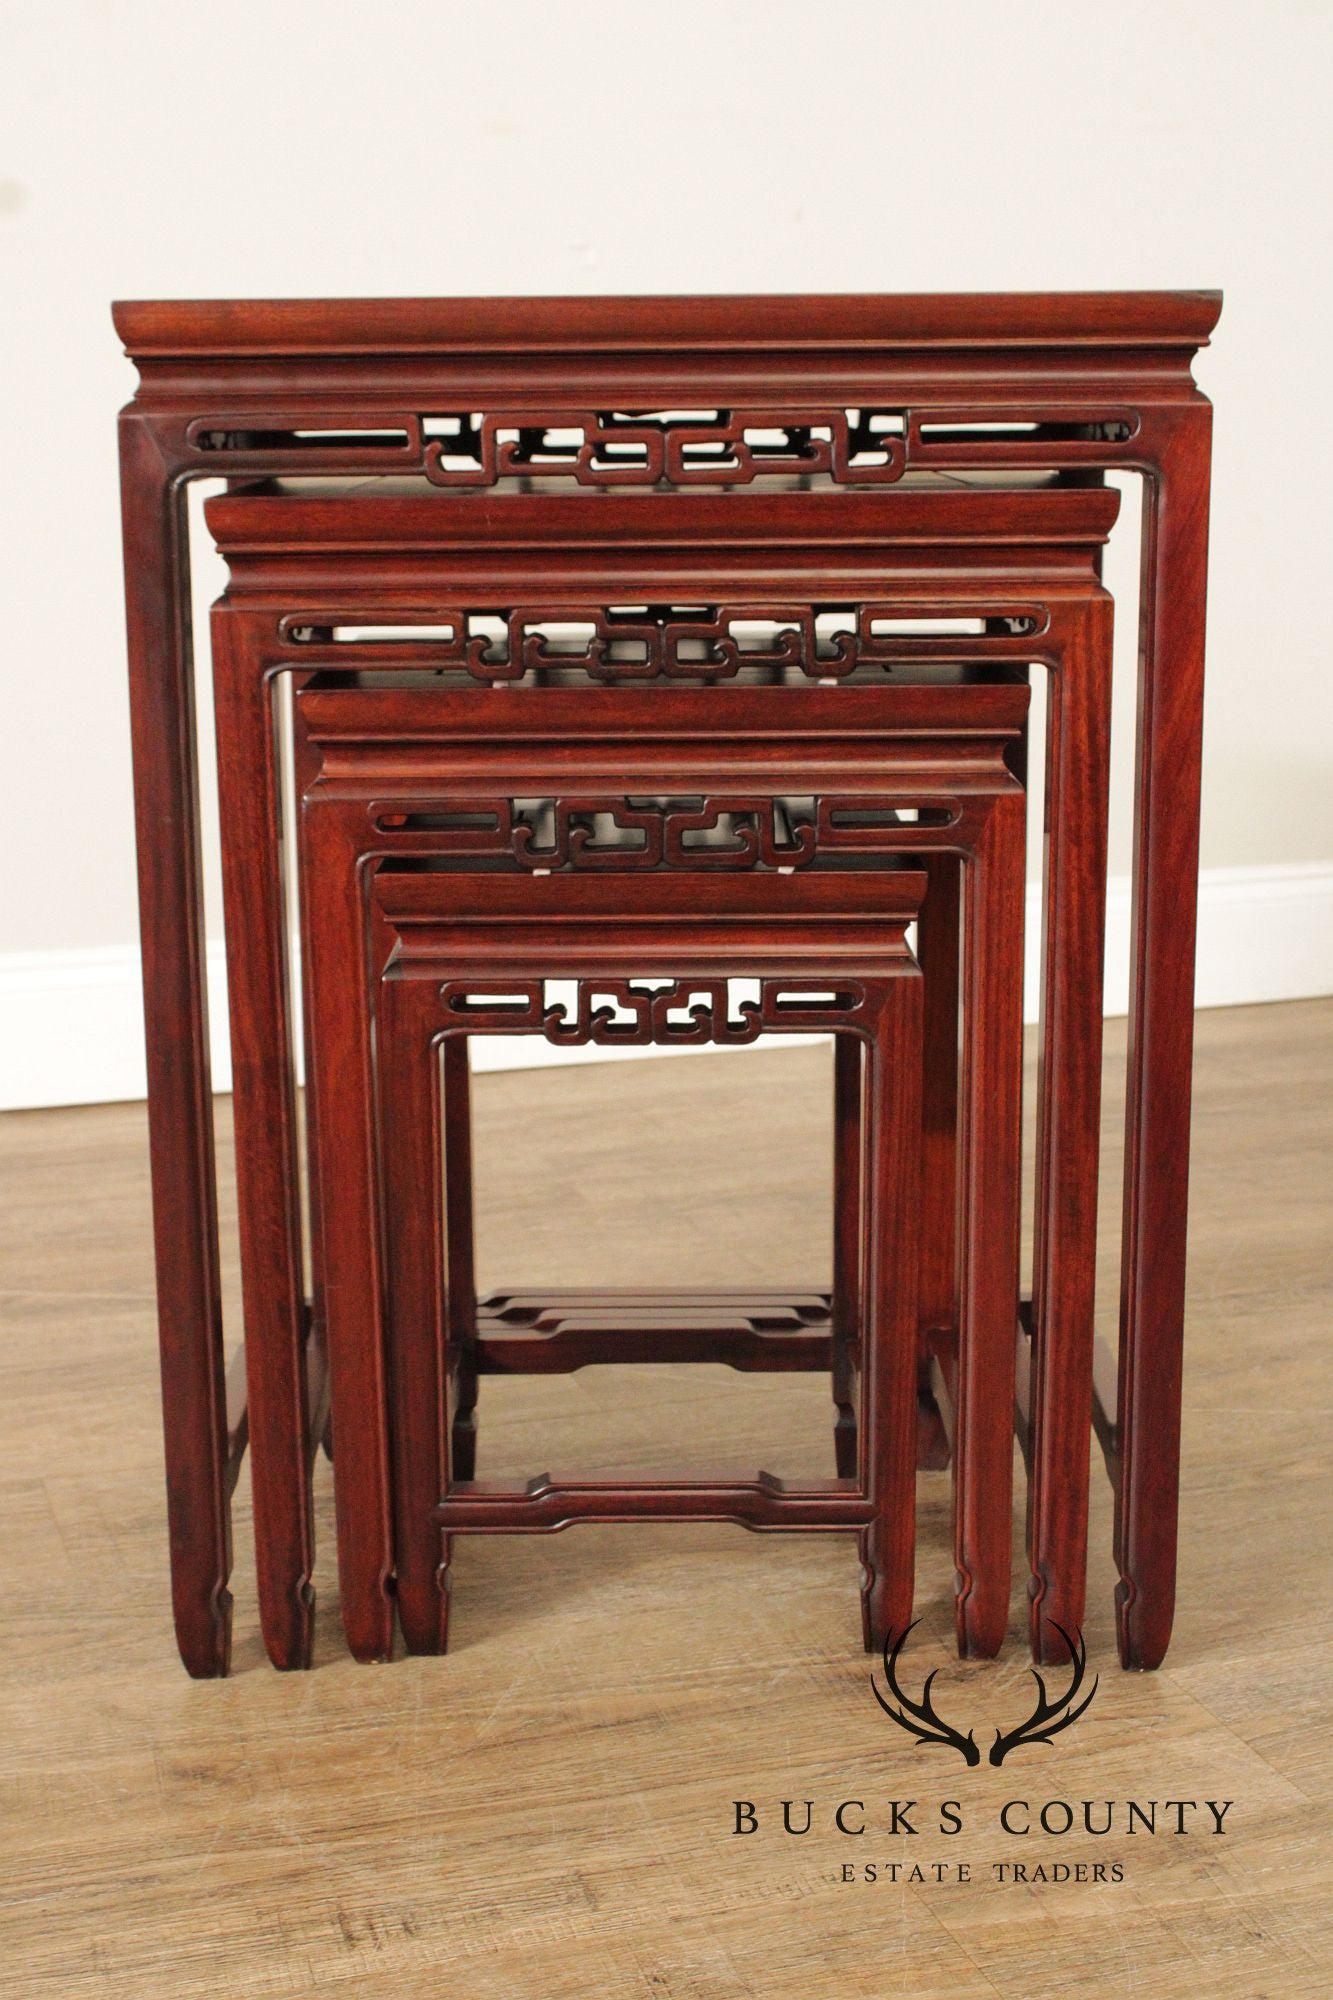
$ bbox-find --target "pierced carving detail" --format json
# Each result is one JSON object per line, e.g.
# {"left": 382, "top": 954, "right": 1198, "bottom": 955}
{"left": 438, "top": 977, "right": 867, "bottom": 1044}
{"left": 285, "top": 601, "right": 1041, "bottom": 682}
{"left": 371, "top": 795, "right": 957, "bottom": 869}
{"left": 190, "top": 406, "right": 1140, "bottom": 483}
{"left": 420, "top": 409, "right": 908, "bottom": 487}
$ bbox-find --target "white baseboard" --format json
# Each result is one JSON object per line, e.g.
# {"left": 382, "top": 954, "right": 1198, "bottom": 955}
{"left": 2, "top": 863, "right": 1330, "bottom": 1112}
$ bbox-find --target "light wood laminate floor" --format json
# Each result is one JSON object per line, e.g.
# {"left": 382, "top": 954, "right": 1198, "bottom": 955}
{"left": 1, "top": 1000, "right": 1330, "bottom": 1997}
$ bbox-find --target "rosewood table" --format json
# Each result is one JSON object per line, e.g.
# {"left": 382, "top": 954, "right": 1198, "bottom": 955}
{"left": 114, "top": 293, "right": 1218, "bottom": 1673}
{"left": 207, "top": 481, "right": 1110, "bottom": 1669}
{"left": 287, "top": 671, "right": 1027, "bottom": 1662}
{"left": 368, "top": 870, "right": 928, "bottom": 1658}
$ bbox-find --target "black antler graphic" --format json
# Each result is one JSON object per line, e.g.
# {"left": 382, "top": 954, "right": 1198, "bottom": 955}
{"left": 871, "top": 1622, "right": 980, "bottom": 1766}
{"left": 988, "top": 1624, "right": 1099, "bottom": 1766}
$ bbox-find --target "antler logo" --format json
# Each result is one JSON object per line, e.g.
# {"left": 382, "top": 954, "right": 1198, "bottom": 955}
{"left": 872, "top": 1622, "right": 1098, "bottom": 1766}
{"left": 871, "top": 1623, "right": 981, "bottom": 1765}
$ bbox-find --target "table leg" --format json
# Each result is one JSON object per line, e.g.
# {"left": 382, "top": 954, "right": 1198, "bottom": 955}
{"left": 954, "top": 790, "right": 1026, "bottom": 1658}
{"left": 1026, "top": 596, "right": 1114, "bottom": 1664}
{"left": 210, "top": 612, "right": 315, "bottom": 1669}
{"left": 830, "top": 1033, "right": 861, "bottom": 1478}
{"left": 916, "top": 855, "right": 960, "bottom": 1473}
{"left": 1116, "top": 408, "right": 1214, "bottom": 1669}
{"left": 300, "top": 817, "right": 395, "bottom": 1662}
{"left": 443, "top": 1038, "right": 479, "bottom": 1483}
{"left": 380, "top": 984, "right": 452, "bottom": 1653}
{"left": 117, "top": 416, "right": 231, "bottom": 1677}
{"left": 859, "top": 990, "right": 922, "bottom": 1655}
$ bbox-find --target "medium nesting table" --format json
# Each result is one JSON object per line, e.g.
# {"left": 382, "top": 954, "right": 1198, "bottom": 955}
{"left": 204, "top": 479, "right": 1111, "bottom": 1667}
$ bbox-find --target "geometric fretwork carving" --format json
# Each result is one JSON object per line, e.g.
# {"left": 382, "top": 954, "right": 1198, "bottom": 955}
{"left": 372, "top": 795, "right": 960, "bottom": 868}
{"left": 193, "top": 407, "right": 1138, "bottom": 486}
{"left": 437, "top": 976, "right": 868, "bottom": 1044}
{"left": 419, "top": 409, "right": 910, "bottom": 486}
{"left": 286, "top": 601, "right": 1041, "bottom": 681}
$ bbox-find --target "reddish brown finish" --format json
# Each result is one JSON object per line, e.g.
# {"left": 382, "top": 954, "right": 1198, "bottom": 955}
{"left": 377, "top": 975, "right": 451, "bottom": 1653}
{"left": 117, "top": 418, "right": 232, "bottom": 1678}
{"left": 367, "top": 869, "right": 925, "bottom": 1654}
{"left": 1027, "top": 593, "right": 1115, "bottom": 1663}
{"left": 118, "top": 293, "right": 1215, "bottom": 1672}
{"left": 205, "top": 487, "right": 1093, "bottom": 1666}
{"left": 831, "top": 1033, "right": 862, "bottom": 1479}
{"left": 202, "top": 483, "right": 1119, "bottom": 559}
{"left": 209, "top": 618, "right": 315, "bottom": 1669}
{"left": 296, "top": 787, "right": 396, "bottom": 1662}
{"left": 474, "top": 1293, "right": 835, "bottom": 1373}
{"left": 207, "top": 482, "right": 1112, "bottom": 1665}
{"left": 112, "top": 290, "right": 1223, "bottom": 355}
{"left": 287, "top": 668, "right": 1031, "bottom": 1659}
{"left": 222, "top": 487, "right": 1114, "bottom": 1663}
{"left": 1116, "top": 407, "right": 1214, "bottom": 1669}
{"left": 441, "top": 1040, "right": 478, "bottom": 1487}
{"left": 916, "top": 855, "right": 962, "bottom": 1479}
{"left": 954, "top": 788, "right": 1026, "bottom": 1655}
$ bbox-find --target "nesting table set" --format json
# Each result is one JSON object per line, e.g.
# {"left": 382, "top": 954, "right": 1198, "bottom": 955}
{"left": 113, "top": 293, "right": 1219, "bottom": 1676}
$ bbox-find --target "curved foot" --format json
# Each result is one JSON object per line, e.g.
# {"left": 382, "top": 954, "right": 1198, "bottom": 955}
{"left": 398, "top": 1538, "right": 453, "bottom": 1655}
{"left": 1027, "top": 1569, "right": 1087, "bottom": 1665}
{"left": 954, "top": 1572, "right": 1007, "bottom": 1660}
{"left": 860, "top": 1531, "right": 912, "bottom": 1656}
{"left": 1115, "top": 1573, "right": 1169, "bottom": 1671}
{"left": 261, "top": 1578, "right": 315, "bottom": 1671}
{"left": 342, "top": 1578, "right": 396, "bottom": 1664}
{"left": 176, "top": 1581, "right": 234, "bottom": 1679}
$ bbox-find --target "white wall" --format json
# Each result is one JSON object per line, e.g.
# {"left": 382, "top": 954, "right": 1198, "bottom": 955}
{"left": 2, "top": 1, "right": 1332, "bottom": 1106}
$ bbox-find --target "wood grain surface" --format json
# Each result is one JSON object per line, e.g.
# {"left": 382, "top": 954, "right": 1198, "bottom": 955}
{"left": 0, "top": 999, "right": 1328, "bottom": 1997}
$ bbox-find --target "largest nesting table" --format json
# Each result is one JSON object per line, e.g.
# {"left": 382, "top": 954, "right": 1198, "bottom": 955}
{"left": 112, "top": 291, "right": 1219, "bottom": 1674}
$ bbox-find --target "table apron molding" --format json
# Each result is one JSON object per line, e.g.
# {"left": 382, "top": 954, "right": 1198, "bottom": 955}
{"left": 111, "top": 289, "right": 1224, "bottom": 353}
